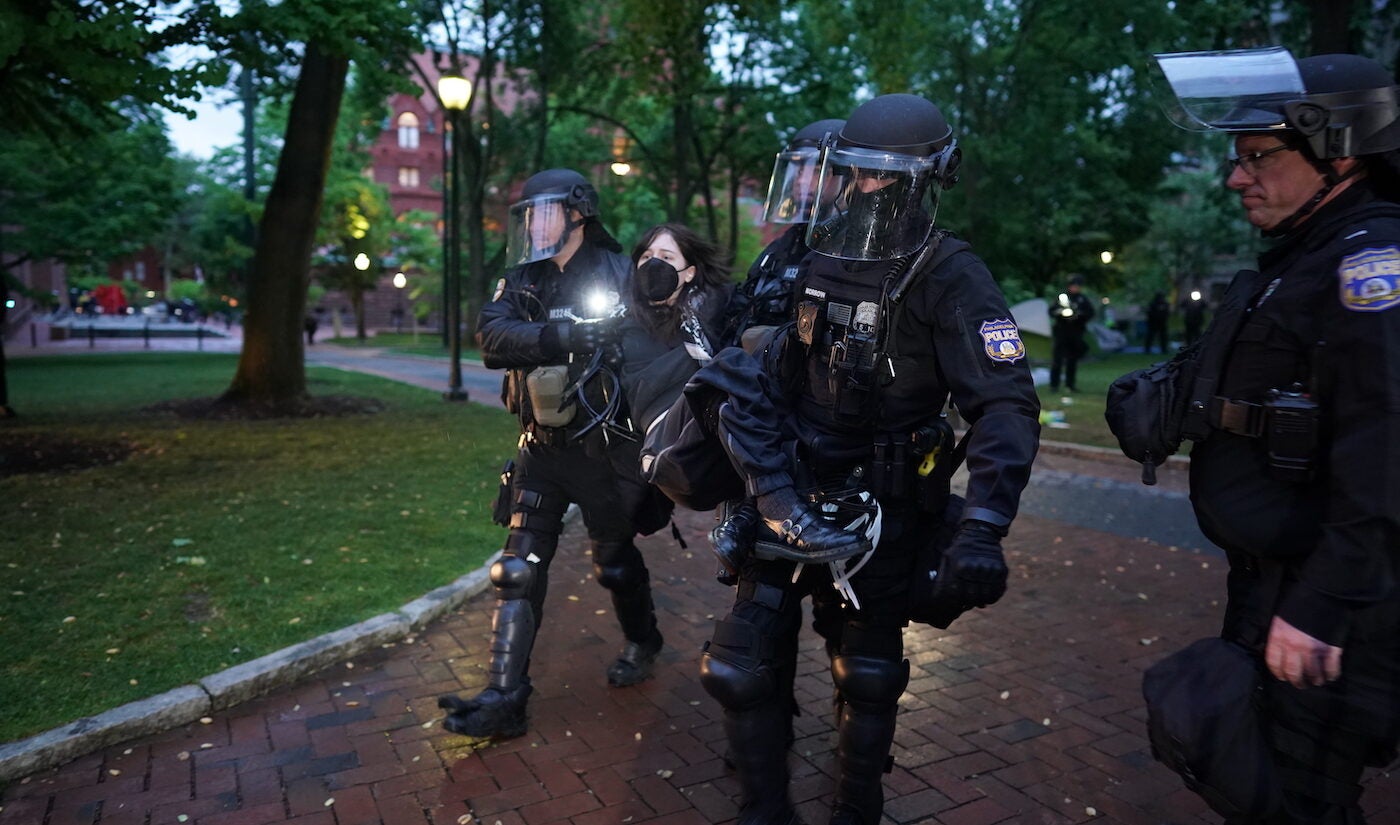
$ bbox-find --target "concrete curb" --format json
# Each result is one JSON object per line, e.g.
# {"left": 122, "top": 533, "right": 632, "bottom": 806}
{"left": 1037, "top": 436, "right": 1190, "bottom": 469}
{"left": 0, "top": 562, "right": 497, "bottom": 784}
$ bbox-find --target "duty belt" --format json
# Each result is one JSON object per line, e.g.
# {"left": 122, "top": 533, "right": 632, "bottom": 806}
{"left": 1208, "top": 396, "right": 1265, "bottom": 437}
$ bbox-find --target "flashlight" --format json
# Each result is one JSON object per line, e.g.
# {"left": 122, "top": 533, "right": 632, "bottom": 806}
{"left": 585, "top": 289, "right": 620, "bottom": 319}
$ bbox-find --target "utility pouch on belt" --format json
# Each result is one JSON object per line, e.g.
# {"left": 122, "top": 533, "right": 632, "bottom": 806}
{"left": 525, "top": 364, "right": 576, "bottom": 428}
{"left": 491, "top": 459, "right": 515, "bottom": 527}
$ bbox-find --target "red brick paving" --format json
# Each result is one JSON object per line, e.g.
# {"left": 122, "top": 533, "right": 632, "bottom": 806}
{"left": 4, "top": 507, "right": 1398, "bottom": 824}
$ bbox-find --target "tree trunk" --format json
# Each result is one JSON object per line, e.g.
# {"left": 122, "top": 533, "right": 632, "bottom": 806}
{"left": 1309, "top": 0, "right": 1360, "bottom": 56}
{"left": 352, "top": 288, "right": 366, "bottom": 340}
{"left": 0, "top": 279, "right": 12, "bottom": 417}
{"left": 223, "top": 42, "right": 349, "bottom": 407}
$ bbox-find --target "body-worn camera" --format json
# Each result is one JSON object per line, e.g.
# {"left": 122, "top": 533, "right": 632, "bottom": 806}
{"left": 1263, "top": 383, "right": 1319, "bottom": 483}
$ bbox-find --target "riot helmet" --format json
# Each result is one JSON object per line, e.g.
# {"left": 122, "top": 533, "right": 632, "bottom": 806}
{"left": 1154, "top": 47, "right": 1400, "bottom": 160}
{"left": 761, "top": 118, "right": 845, "bottom": 223}
{"left": 505, "top": 168, "right": 600, "bottom": 266}
{"left": 807, "top": 94, "right": 962, "bottom": 261}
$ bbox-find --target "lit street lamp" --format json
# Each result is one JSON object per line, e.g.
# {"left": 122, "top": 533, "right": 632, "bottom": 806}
{"left": 438, "top": 70, "right": 472, "bottom": 402}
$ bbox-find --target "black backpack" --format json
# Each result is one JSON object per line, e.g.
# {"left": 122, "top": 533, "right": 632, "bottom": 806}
{"left": 1103, "top": 342, "right": 1199, "bottom": 485}
{"left": 1143, "top": 636, "right": 1280, "bottom": 819}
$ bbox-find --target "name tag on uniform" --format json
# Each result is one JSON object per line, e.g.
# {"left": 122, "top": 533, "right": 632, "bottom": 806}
{"left": 979, "top": 318, "right": 1026, "bottom": 363}
{"left": 1338, "top": 247, "right": 1400, "bottom": 312}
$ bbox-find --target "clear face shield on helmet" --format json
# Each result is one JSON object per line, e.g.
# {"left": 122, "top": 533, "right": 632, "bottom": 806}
{"left": 1152, "top": 46, "right": 1304, "bottom": 134}
{"left": 806, "top": 145, "right": 937, "bottom": 261}
{"left": 762, "top": 146, "right": 823, "bottom": 223}
{"left": 505, "top": 193, "right": 578, "bottom": 266}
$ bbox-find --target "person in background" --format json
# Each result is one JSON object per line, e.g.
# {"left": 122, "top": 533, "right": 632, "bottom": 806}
{"left": 1047, "top": 274, "right": 1094, "bottom": 392}
{"left": 1144, "top": 290, "right": 1170, "bottom": 354}
{"left": 1181, "top": 287, "right": 1207, "bottom": 345}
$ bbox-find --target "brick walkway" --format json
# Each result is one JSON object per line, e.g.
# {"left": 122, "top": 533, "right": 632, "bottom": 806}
{"left": 3, "top": 507, "right": 1397, "bottom": 825}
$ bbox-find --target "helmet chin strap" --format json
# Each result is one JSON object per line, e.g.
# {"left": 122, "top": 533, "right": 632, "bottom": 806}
{"left": 1265, "top": 159, "right": 1363, "bottom": 237}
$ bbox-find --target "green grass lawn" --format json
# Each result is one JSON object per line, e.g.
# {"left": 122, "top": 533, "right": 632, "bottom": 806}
{"left": 1023, "top": 333, "right": 1165, "bottom": 449}
{"left": 323, "top": 332, "right": 479, "bottom": 360}
{"left": 1, "top": 354, "right": 516, "bottom": 743}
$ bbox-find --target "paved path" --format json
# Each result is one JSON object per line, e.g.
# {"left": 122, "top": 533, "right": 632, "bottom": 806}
{"left": 5, "top": 342, "right": 1397, "bottom": 823}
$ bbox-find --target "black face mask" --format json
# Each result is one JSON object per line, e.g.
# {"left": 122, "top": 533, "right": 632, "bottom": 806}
{"left": 637, "top": 257, "right": 681, "bottom": 302}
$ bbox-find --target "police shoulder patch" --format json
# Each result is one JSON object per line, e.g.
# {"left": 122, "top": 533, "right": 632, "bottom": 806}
{"left": 1337, "top": 246, "right": 1400, "bottom": 312}
{"left": 979, "top": 318, "right": 1025, "bottom": 364}
{"left": 492, "top": 278, "right": 506, "bottom": 302}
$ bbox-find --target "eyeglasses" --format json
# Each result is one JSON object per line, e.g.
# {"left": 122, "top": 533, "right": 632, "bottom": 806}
{"left": 1223, "top": 143, "right": 1292, "bottom": 176}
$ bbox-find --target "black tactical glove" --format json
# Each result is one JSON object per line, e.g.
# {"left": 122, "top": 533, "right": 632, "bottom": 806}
{"left": 549, "top": 319, "right": 618, "bottom": 355}
{"left": 929, "top": 519, "right": 1008, "bottom": 610}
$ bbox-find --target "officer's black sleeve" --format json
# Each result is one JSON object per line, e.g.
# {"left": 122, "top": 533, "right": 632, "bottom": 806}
{"left": 1276, "top": 239, "right": 1400, "bottom": 644}
{"left": 476, "top": 267, "right": 560, "bottom": 369}
{"left": 921, "top": 252, "right": 1041, "bottom": 527}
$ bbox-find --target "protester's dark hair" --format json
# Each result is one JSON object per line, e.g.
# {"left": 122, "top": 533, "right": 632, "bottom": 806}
{"left": 628, "top": 223, "right": 731, "bottom": 340}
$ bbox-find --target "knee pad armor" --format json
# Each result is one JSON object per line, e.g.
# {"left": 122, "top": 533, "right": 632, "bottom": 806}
{"left": 831, "top": 655, "right": 909, "bottom": 709}
{"left": 593, "top": 559, "right": 646, "bottom": 592}
{"left": 700, "top": 650, "right": 776, "bottom": 712}
{"left": 490, "top": 555, "right": 534, "bottom": 600}
{"left": 591, "top": 540, "right": 645, "bottom": 591}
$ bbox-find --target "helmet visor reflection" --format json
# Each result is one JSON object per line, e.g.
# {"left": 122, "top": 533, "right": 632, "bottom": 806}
{"left": 505, "top": 194, "right": 573, "bottom": 266}
{"left": 1153, "top": 47, "right": 1303, "bottom": 132}
{"left": 762, "top": 147, "right": 823, "bottom": 223}
{"left": 806, "top": 146, "right": 935, "bottom": 261}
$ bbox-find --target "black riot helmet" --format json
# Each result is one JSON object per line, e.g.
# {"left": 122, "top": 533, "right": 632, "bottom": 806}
{"left": 761, "top": 118, "right": 846, "bottom": 223}
{"left": 506, "top": 168, "right": 601, "bottom": 266}
{"left": 1154, "top": 47, "right": 1400, "bottom": 160}
{"left": 807, "top": 94, "right": 963, "bottom": 261}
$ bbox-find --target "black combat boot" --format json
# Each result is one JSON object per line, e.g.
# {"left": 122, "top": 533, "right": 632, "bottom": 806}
{"left": 606, "top": 562, "right": 664, "bottom": 686}
{"left": 607, "top": 628, "right": 664, "bottom": 686}
{"left": 438, "top": 682, "right": 532, "bottom": 739}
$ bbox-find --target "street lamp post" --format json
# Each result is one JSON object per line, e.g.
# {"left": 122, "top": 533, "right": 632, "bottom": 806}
{"left": 438, "top": 71, "right": 472, "bottom": 402}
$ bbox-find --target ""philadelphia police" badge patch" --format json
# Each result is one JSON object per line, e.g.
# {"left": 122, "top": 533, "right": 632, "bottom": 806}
{"left": 979, "top": 318, "right": 1025, "bottom": 363}
{"left": 1338, "top": 247, "right": 1400, "bottom": 312}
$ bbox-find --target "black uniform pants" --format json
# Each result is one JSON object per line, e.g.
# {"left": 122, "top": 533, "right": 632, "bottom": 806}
{"left": 1049, "top": 331, "right": 1085, "bottom": 390}
{"left": 503, "top": 435, "right": 657, "bottom": 652}
{"left": 1144, "top": 319, "right": 1169, "bottom": 355}
{"left": 703, "top": 500, "right": 926, "bottom": 820}
{"left": 1222, "top": 554, "right": 1400, "bottom": 825}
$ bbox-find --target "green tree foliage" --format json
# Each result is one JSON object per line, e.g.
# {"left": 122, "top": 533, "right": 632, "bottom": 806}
{"left": 0, "top": 115, "right": 179, "bottom": 277}
{"left": 0, "top": 1, "right": 224, "bottom": 136}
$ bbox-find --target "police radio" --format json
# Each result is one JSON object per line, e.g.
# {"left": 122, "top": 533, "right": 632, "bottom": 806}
{"left": 1263, "top": 382, "right": 1319, "bottom": 483}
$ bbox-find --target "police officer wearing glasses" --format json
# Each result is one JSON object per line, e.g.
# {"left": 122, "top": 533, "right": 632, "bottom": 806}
{"left": 698, "top": 95, "right": 1040, "bottom": 825}
{"left": 1153, "top": 48, "right": 1400, "bottom": 823}
{"left": 438, "top": 169, "right": 663, "bottom": 740}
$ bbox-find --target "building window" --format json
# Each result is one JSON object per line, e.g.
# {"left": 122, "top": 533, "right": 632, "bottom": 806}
{"left": 397, "top": 112, "right": 420, "bottom": 149}
{"left": 398, "top": 166, "right": 420, "bottom": 188}
{"left": 134, "top": 261, "right": 146, "bottom": 280}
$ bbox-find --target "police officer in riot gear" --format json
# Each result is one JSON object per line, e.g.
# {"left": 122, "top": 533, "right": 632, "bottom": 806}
{"left": 438, "top": 168, "right": 664, "bottom": 739}
{"left": 725, "top": 118, "right": 847, "bottom": 338}
{"left": 713, "top": 118, "right": 848, "bottom": 579}
{"left": 698, "top": 95, "right": 1040, "bottom": 825}
{"left": 1151, "top": 48, "right": 1400, "bottom": 823}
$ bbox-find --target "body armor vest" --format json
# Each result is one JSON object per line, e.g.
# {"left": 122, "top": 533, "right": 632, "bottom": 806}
{"left": 793, "top": 238, "right": 965, "bottom": 449}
